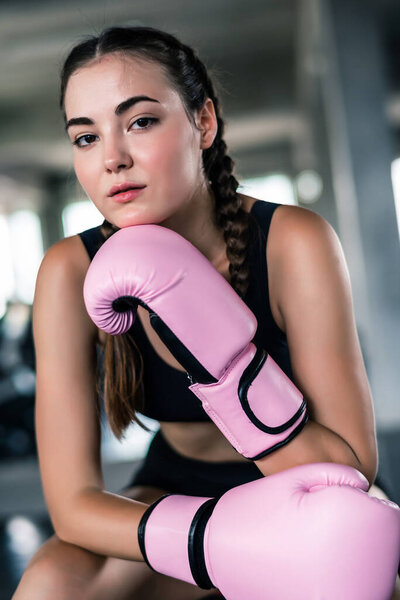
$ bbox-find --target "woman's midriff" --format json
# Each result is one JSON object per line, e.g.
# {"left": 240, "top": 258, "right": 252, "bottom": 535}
{"left": 160, "top": 421, "right": 251, "bottom": 463}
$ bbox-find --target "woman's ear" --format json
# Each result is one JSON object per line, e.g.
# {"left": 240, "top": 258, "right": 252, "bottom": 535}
{"left": 197, "top": 98, "right": 218, "bottom": 149}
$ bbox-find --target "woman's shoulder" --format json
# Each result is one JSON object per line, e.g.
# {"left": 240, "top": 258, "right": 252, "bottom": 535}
{"left": 254, "top": 196, "right": 342, "bottom": 319}
{"left": 239, "top": 194, "right": 333, "bottom": 330}
{"left": 34, "top": 234, "right": 98, "bottom": 343}
{"left": 239, "top": 192, "right": 330, "bottom": 244}
{"left": 238, "top": 192, "right": 258, "bottom": 214}
{"left": 263, "top": 201, "right": 336, "bottom": 262}
{"left": 37, "top": 234, "right": 91, "bottom": 289}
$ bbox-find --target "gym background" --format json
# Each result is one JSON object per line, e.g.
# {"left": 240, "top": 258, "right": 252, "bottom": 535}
{"left": 0, "top": 0, "right": 399, "bottom": 597}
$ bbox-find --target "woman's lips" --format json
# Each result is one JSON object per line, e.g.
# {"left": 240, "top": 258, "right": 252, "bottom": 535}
{"left": 112, "top": 187, "right": 146, "bottom": 203}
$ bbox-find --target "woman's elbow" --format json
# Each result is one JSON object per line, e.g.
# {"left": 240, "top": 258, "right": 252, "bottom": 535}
{"left": 357, "top": 453, "right": 378, "bottom": 489}
{"left": 46, "top": 499, "right": 80, "bottom": 545}
{"left": 48, "top": 509, "right": 73, "bottom": 544}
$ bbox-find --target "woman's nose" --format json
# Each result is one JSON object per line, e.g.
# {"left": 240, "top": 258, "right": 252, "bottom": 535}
{"left": 104, "top": 139, "right": 133, "bottom": 172}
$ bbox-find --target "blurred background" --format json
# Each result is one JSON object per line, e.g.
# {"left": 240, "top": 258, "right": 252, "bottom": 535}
{"left": 1, "top": 0, "right": 399, "bottom": 596}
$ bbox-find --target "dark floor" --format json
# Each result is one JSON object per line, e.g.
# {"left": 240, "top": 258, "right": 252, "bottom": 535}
{"left": 1, "top": 428, "right": 399, "bottom": 599}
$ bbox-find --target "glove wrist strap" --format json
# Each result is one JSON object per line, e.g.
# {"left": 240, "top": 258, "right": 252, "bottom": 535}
{"left": 190, "top": 344, "right": 308, "bottom": 460}
{"left": 137, "top": 493, "right": 217, "bottom": 588}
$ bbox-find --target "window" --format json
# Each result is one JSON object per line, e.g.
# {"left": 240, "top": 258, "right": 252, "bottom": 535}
{"left": 390, "top": 158, "right": 400, "bottom": 239}
{"left": 62, "top": 200, "right": 103, "bottom": 237}
{"left": 239, "top": 173, "right": 296, "bottom": 205}
{"left": 0, "top": 211, "right": 43, "bottom": 318}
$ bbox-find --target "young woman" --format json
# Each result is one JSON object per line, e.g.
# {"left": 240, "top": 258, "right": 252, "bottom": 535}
{"left": 13, "top": 25, "right": 399, "bottom": 599}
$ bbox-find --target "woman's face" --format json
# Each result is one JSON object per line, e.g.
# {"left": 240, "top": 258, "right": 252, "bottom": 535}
{"left": 64, "top": 53, "right": 213, "bottom": 228}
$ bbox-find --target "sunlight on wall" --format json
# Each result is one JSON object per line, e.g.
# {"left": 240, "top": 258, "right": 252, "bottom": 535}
{"left": 390, "top": 158, "right": 400, "bottom": 239}
{"left": 0, "top": 215, "right": 15, "bottom": 318}
{"left": 239, "top": 173, "right": 296, "bottom": 205}
{"left": 62, "top": 200, "right": 103, "bottom": 237}
{"left": 8, "top": 211, "right": 43, "bottom": 305}
{"left": 0, "top": 211, "right": 43, "bottom": 318}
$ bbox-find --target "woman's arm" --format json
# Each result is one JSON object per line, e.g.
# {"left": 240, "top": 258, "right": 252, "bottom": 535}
{"left": 34, "top": 235, "right": 147, "bottom": 560}
{"left": 255, "top": 206, "right": 378, "bottom": 485}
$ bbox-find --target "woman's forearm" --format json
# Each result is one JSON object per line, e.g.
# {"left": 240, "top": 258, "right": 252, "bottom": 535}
{"left": 255, "top": 419, "right": 369, "bottom": 483}
{"left": 55, "top": 420, "right": 367, "bottom": 561}
{"left": 56, "top": 488, "right": 149, "bottom": 561}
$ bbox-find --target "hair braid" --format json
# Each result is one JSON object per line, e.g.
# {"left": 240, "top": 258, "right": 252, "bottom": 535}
{"left": 184, "top": 48, "right": 252, "bottom": 298}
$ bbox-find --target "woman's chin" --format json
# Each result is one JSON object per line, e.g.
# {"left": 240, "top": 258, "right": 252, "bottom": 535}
{"left": 109, "top": 206, "right": 173, "bottom": 229}
{"left": 115, "top": 216, "right": 161, "bottom": 229}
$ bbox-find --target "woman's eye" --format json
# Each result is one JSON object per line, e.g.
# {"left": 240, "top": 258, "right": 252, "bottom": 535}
{"left": 71, "top": 118, "right": 157, "bottom": 148}
{"left": 72, "top": 134, "right": 97, "bottom": 148}
{"left": 131, "top": 117, "right": 158, "bottom": 130}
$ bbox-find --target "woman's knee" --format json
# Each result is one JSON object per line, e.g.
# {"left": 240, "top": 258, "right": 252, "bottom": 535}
{"left": 13, "top": 534, "right": 106, "bottom": 599}
{"left": 12, "top": 486, "right": 166, "bottom": 599}
{"left": 368, "top": 483, "right": 391, "bottom": 501}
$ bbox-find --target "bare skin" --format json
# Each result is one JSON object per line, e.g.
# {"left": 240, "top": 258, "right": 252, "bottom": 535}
{"left": 13, "top": 52, "right": 399, "bottom": 598}
{"left": 13, "top": 485, "right": 217, "bottom": 600}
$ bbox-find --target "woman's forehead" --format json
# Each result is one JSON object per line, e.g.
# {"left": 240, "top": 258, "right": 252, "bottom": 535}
{"left": 69, "top": 54, "right": 170, "bottom": 91}
{"left": 64, "top": 54, "right": 180, "bottom": 114}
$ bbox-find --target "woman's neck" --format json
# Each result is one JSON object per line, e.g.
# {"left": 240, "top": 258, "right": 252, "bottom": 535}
{"left": 160, "top": 183, "right": 227, "bottom": 268}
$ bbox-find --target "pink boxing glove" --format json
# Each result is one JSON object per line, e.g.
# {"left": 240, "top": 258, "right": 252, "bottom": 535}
{"left": 138, "top": 462, "right": 400, "bottom": 600}
{"left": 83, "top": 225, "right": 307, "bottom": 459}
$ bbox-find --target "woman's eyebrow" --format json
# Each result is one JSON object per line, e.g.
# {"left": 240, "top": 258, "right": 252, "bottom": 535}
{"left": 65, "top": 95, "right": 160, "bottom": 131}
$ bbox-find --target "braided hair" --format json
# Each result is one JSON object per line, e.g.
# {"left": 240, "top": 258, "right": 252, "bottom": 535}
{"left": 59, "top": 26, "right": 255, "bottom": 438}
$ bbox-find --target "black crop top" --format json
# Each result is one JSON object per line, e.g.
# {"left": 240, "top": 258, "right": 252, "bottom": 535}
{"left": 79, "top": 199, "right": 293, "bottom": 422}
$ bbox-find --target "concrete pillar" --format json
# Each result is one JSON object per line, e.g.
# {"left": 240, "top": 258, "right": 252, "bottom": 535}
{"left": 319, "top": 0, "right": 400, "bottom": 427}
{"left": 38, "top": 173, "right": 67, "bottom": 251}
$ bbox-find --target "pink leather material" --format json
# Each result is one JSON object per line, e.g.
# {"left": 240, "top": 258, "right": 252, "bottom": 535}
{"left": 83, "top": 224, "right": 307, "bottom": 458}
{"left": 203, "top": 463, "right": 400, "bottom": 600}
{"left": 143, "top": 494, "right": 212, "bottom": 585}
{"left": 83, "top": 225, "right": 257, "bottom": 378}
{"left": 143, "top": 463, "right": 400, "bottom": 599}
{"left": 189, "top": 344, "right": 306, "bottom": 459}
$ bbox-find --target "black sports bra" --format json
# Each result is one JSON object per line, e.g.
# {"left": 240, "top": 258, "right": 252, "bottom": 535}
{"left": 79, "top": 199, "right": 293, "bottom": 422}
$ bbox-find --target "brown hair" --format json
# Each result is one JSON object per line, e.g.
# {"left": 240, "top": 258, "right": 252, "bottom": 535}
{"left": 60, "top": 26, "right": 255, "bottom": 439}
